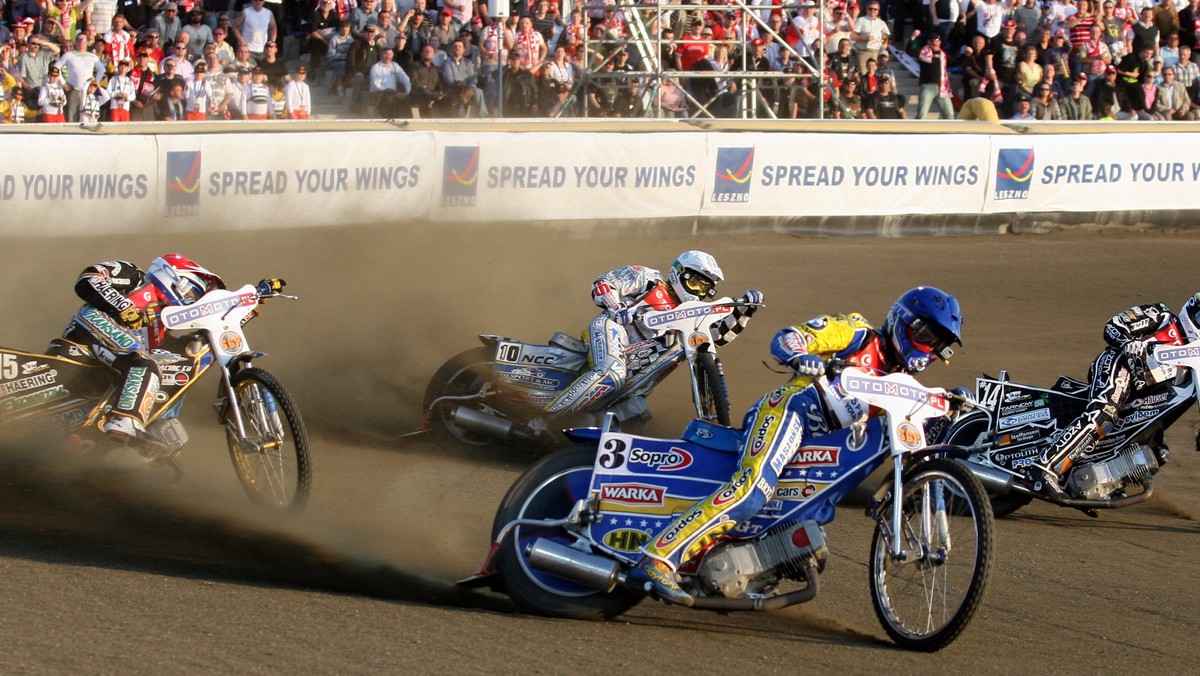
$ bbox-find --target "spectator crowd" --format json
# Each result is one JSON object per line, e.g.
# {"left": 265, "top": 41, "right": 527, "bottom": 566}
{"left": 0, "top": 0, "right": 1196, "bottom": 121}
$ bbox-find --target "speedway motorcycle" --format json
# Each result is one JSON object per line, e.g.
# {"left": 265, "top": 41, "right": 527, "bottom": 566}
{"left": 0, "top": 282, "right": 311, "bottom": 511}
{"left": 944, "top": 342, "right": 1200, "bottom": 517}
{"left": 461, "top": 364, "right": 995, "bottom": 652}
{"left": 420, "top": 297, "right": 757, "bottom": 447}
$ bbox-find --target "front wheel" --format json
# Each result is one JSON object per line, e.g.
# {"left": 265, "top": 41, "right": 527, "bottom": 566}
{"left": 223, "top": 368, "right": 312, "bottom": 512}
{"left": 869, "top": 458, "right": 994, "bottom": 652}
{"left": 693, "top": 351, "right": 731, "bottom": 426}
{"left": 494, "top": 446, "right": 642, "bottom": 620}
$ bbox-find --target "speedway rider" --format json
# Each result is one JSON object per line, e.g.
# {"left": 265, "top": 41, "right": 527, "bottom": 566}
{"left": 626, "top": 287, "right": 964, "bottom": 606}
{"left": 1025, "top": 300, "right": 1194, "bottom": 497}
{"left": 45, "top": 255, "right": 284, "bottom": 444}
{"left": 542, "top": 251, "right": 762, "bottom": 422}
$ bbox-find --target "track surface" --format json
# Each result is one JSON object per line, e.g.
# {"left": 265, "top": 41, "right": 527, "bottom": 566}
{"left": 2, "top": 228, "right": 1199, "bottom": 672}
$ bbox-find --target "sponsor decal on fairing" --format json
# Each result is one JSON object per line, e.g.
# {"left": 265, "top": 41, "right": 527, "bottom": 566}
{"left": 600, "top": 482, "right": 666, "bottom": 506}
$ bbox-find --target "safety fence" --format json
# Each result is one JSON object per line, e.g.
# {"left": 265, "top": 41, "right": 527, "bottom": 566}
{"left": 1, "top": 120, "right": 1199, "bottom": 236}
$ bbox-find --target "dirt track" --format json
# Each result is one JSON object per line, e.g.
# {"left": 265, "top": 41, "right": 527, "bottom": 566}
{"left": 2, "top": 227, "right": 1199, "bottom": 673}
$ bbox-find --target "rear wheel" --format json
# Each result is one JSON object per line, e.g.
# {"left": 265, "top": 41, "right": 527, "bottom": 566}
{"left": 224, "top": 368, "right": 311, "bottom": 512}
{"left": 422, "top": 347, "right": 502, "bottom": 447}
{"left": 869, "top": 458, "right": 994, "bottom": 652}
{"left": 494, "top": 446, "right": 642, "bottom": 620}
{"left": 693, "top": 351, "right": 732, "bottom": 426}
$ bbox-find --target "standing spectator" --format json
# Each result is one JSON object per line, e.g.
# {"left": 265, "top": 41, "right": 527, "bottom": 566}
{"left": 678, "top": 20, "right": 708, "bottom": 71}
{"left": 184, "top": 60, "right": 212, "bottom": 119}
{"left": 1080, "top": 22, "right": 1114, "bottom": 86}
{"left": 242, "top": 66, "right": 272, "bottom": 118}
{"left": 1044, "top": 29, "right": 1073, "bottom": 82}
{"left": 864, "top": 74, "right": 908, "bottom": 117}
{"left": 853, "top": 1, "right": 889, "bottom": 74}
{"left": 327, "top": 20, "right": 354, "bottom": 93}
{"left": 1131, "top": 7, "right": 1160, "bottom": 54}
{"left": 1067, "top": 0, "right": 1099, "bottom": 57}
{"left": 234, "top": 0, "right": 277, "bottom": 60}
{"left": 430, "top": 8, "right": 459, "bottom": 51}
{"left": 180, "top": 8, "right": 213, "bottom": 61}
{"left": 479, "top": 17, "right": 512, "bottom": 113}
{"left": 1100, "top": 1, "right": 1128, "bottom": 61}
{"left": 128, "top": 50, "right": 157, "bottom": 119}
{"left": 376, "top": 9, "right": 400, "bottom": 49}
{"left": 439, "top": 36, "right": 483, "bottom": 116}
{"left": 350, "top": 0, "right": 380, "bottom": 37}
{"left": 159, "top": 80, "right": 185, "bottom": 119}
{"left": 443, "top": 0, "right": 473, "bottom": 27}
{"left": 404, "top": 9, "right": 433, "bottom": 57}
{"left": 115, "top": 0, "right": 150, "bottom": 31}
{"left": 828, "top": 37, "right": 857, "bottom": 84}
{"left": 917, "top": 32, "right": 954, "bottom": 117}
{"left": 257, "top": 40, "right": 288, "bottom": 87}
{"left": 21, "top": 32, "right": 62, "bottom": 91}
{"left": 164, "top": 42, "right": 194, "bottom": 80}
{"left": 513, "top": 14, "right": 546, "bottom": 74}
{"left": 368, "top": 46, "right": 410, "bottom": 115}
{"left": 309, "top": 0, "right": 340, "bottom": 77}
{"left": 876, "top": 48, "right": 901, "bottom": 93}
{"left": 347, "top": 23, "right": 381, "bottom": 111}
{"left": 55, "top": 33, "right": 104, "bottom": 122}
{"left": 225, "top": 65, "right": 251, "bottom": 117}
{"left": 106, "top": 56, "right": 136, "bottom": 119}
{"left": 1154, "top": 65, "right": 1197, "bottom": 116}
{"left": 77, "top": 77, "right": 109, "bottom": 121}
{"left": 103, "top": 14, "right": 135, "bottom": 66}
{"left": 151, "top": 57, "right": 185, "bottom": 95}
{"left": 47, "top": 0, "right": 94, "bottom": 44}
{"left": 974, "top": 0, "right": 1008, "bottom": 46}
{"left": 1153, "top": 0, "right": 1180, "bottom": 39}
{"left": 151, "top": 2, "right": 183, "bottom": 46}
{"left": 928, "top": 0, "right": 962, "bottom": 46}
{"left": 1179, "top": 0, "right": 1200, "bottom": 52}
{"left": 529, "top": 1, "right": 558, "bottom": 44}
{"left": 409, "top": 43, "right": 444, "bottom": 114}
{"left": 1, "top": 88, "right": 32, "bottom": 122}
{"left": 543, "top": 43, "right": 574, "bottom": 114}
{"left": 1061, "top": 71, "right": 1096, "bottom": 116}
{"left": 284, "top": 65, "right": 312, "bottom": 118}
{"left": 1013, "top": 0, "right": 1042, "bottom": 35}
{"left": 988, "top": 18, "right": 1021, "bottom": 88}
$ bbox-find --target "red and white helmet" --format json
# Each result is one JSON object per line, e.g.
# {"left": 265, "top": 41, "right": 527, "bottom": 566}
{"left": 147, "top": 254, "right": 225, "bottom": 306}
{"left": 1180, "top": 294, "right": 1200, "bottom": 343}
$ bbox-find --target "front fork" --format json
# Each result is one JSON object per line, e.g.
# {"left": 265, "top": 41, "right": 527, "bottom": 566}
{"left": 884, "top": 455, "right": 951, "bottom": 564}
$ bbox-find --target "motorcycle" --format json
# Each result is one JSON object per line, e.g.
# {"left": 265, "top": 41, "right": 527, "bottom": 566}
{"left": 944, "top": 342, "right": 1200, "bottom": 518}
{"left": 420, "top": 297, "right": 758, "bottom": 447}
{"left": 0, "top": 282, "right": 311, "bottom": 511}
{"left": 460, "top": 364, "right": 995, "bottom": 652}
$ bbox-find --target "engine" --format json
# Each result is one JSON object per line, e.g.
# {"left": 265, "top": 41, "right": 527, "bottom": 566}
{"left": 1066, "top": 444, "right": 1160, "bottom": 500}
{"left": 697, "top": 520, "right": 827, "bottom": 598}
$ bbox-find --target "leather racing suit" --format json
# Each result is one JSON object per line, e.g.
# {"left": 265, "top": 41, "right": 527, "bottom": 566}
{"left": 545, "top": 264, "right": 755, "bottom": 416}
{"left": 45, "top": 260, "right": 165, "bottom": 435}
{"left": 1034, "top": 302, "right": 1183, "bottom": 483}
{"left": 641, "top": 312, "right": 898, "bottom": 569}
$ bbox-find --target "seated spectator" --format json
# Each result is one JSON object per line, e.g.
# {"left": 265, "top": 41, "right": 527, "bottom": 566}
{"left": 369, "top": 47, "right": 411, "bottom": 116}
{"left": 440, "top": 38, "right": 485, "bottom": 117}
{"left": 1175, "top": 45, "right": 1199, "bottom": 100}
{"left": 1016, "top": 45, "right": 1042, "bottom": 97}
{"left": 1128, "top": 69, "right": 1166, "bottom": 118}
{"left": 501, "top": 49, "right": 538, "bottom": 116}
{"left": 410, "top": 43, "right": 447, "bottom": 116}
{"left": 863, "top": 74, "right": 907, "bottom": 118}
{"left": 658, "top": 76, "right": 688, "bottom": 117}
{"left": 543, "top": 44, "right": 576, "bottom": 115}
{"left": 158, "top": 80, "right": 185, "bottom": 119}
{"left": 835, "top": 78, "right": 864, "bottom": 118}
{"left": 1091, "top": 64, "right": 1133, "bottom": 118}
{"left": 1032, "top": 81, "right": 1063, "bottom": 119}
{"left": 327, "top": 21, "right": 354, "bottom": 95}
{"left": 1154, "top": 65, "right": 1198, "bottom": 118}
{"left": 1060, "top": 73, "right": 1096, "bottom": 118}
{"left": 1009, "top": 93, "right": 1036, "bottom": 120}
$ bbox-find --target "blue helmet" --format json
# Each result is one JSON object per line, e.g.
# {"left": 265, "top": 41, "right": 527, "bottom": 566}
{"left": 884, "top": 287, "right": 963, "bottom": 373}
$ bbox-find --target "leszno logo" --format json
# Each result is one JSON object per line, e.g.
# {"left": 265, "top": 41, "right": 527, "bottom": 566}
{"left": 166, "top": 151, "right": 202, "bottom": 217}
{"left": 600, "top": 483, "right": 666, "bottom": 506}
{"left": 711, "top": 147, "right": 754, "bottom": 203}
{"left": 995, "top": 148, "right": 1034, "bottom": 201}
{"left": 442, "top": 145, "right": 480, "bottom": 206}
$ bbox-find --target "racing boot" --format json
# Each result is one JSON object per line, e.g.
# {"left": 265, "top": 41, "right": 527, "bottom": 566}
{"left": 625, "top": 556, "right": 694, "bottom": 607}
{"left": 103, "top": 414, "right": 142, "bottom": 441}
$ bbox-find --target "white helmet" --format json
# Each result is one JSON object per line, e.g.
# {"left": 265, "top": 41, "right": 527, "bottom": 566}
{"left": 668, "top": 250, "right": 723, "bottom": 303}
{"left": 1180, "top": 294, "right": 1200, "bottom": 342}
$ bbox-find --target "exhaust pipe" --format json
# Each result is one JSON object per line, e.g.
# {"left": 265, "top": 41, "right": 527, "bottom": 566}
{"left": 527, "top": 539, "right": 621, "bottom": 593}
{"left": 956, "top": 459, "right": 1027, "bottom": 496}
{"left": 451, "top": 406, "right": 515, "bottom": 439}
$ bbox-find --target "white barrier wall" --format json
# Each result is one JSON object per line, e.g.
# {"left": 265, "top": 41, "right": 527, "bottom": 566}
{"left": 2, "top": 128, "right": 1198, "bottom": 235}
